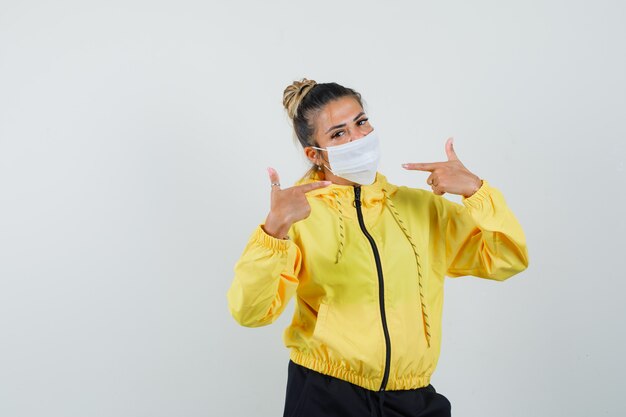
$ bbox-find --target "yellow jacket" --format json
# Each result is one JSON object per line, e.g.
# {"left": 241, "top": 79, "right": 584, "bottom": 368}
{"left": 227, "top": 172, "right": 528, "bottom": 391}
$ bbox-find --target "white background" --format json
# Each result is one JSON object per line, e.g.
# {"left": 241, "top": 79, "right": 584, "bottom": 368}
{"left": 1, "top": 1, "right": 625, "bottom": 416}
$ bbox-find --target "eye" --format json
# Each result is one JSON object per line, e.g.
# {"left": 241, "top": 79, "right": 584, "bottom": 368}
{"left": 330, "top": 130, "right": 345, "bottom": 139}
{"left": 357, "top": 118, "right": 369, "bottom": 126}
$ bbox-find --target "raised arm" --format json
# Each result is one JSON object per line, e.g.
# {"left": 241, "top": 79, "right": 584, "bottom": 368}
{"left": 402, "top": 137, "right": 528, "bottom": 280}
{"left": 227, "top": 167, "right": 331, "bottom": 327}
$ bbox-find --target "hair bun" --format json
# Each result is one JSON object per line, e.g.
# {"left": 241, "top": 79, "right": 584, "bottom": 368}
{"left": 283, "top": 78, "right": 317, "bottom": 120}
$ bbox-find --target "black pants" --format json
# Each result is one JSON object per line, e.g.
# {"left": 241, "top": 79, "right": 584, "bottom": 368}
{"left": 283, "top": 361, "right": 452, "bottom": 417}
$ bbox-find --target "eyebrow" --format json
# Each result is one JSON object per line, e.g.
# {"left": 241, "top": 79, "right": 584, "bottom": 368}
{"left": 325, "top": 112, "right": 366, "bottom": 134}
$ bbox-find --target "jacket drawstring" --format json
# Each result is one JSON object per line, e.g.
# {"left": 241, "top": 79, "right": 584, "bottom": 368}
{"left": 383, "top": 188, "right": 432, "bottom": 348}
{"left": 331, "top": 190, "right": 346, "bottom": 264}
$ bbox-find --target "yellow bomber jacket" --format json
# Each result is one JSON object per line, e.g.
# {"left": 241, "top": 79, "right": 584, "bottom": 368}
{"left": 227, "top": 172, "right": 528, "bottom": 391}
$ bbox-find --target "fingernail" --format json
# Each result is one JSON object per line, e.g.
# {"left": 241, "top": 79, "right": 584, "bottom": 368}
{"left": 402, "top": 164, "right": 409, "bottom": 168}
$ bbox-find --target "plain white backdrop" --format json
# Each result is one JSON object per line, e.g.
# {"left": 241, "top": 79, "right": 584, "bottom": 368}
{"left": 1, "top": 1, "right": 625, "bottom": 416}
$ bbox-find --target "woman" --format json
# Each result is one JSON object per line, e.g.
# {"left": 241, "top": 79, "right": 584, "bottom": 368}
{"left": 227, "top": 79, "right": 529, "bottom": 417}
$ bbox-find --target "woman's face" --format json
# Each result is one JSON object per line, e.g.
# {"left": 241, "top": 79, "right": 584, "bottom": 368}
{"left": 305, "top": 96, "right": 374, "bottom": 185}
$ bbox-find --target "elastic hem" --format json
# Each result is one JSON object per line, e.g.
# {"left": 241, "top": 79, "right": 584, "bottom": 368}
{"left": 289, "top": 350, "right": 432, "bottom": 391}
{"left": 461, "top": 179, "right": 490, "bottom": 208}
{"left": 255, "top": 224, "right": 291, "bottom": 251}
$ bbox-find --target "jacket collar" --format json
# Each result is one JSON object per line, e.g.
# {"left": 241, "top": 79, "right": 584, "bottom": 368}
{"left": 295, "top": 171, "right": 398, "bottom": 208}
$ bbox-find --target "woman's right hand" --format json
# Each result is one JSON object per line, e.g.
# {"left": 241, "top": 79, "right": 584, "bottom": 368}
{"left": 262, "top": 167, "right": 332, "bottom": 239}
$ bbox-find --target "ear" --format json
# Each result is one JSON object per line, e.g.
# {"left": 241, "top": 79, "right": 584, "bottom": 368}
{"left": 304, "top": 146, "right": 319, "bottom": 165}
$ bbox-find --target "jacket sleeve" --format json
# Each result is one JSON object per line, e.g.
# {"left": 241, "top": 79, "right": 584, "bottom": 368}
{"left": 438, "top": 179, "right": 529, "bottom": 280}
{"left": 227, "top": 224, "right": 302, "bottom": 327}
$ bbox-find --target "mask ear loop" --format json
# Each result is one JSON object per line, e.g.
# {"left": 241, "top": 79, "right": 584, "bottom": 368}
{"left": 312, "top": 147, "right": 333, "bottom": 172}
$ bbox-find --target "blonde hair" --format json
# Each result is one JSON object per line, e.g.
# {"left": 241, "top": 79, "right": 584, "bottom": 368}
{"left": 282, "top": 78, "right": 318, "bottom": 121}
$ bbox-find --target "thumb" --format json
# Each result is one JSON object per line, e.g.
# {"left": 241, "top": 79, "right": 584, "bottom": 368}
{"left": 267, "top": 167, "right": 281, "bottom": 189}
{"left": 445, "top": 137, "right": 459, "bottom": 161}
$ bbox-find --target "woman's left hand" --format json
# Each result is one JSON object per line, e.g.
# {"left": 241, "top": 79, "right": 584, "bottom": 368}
{"left": 402, "top": 137, "right": 483, "bottom": 198}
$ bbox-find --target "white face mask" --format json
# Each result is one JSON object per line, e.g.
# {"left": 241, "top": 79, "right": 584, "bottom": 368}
{"left": 312, "top": 129, "right": 381, "bottom": 185}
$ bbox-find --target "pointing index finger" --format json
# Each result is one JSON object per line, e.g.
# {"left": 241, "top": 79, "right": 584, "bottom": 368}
{"left": 297, "top": 181, "right": 332, "bottom": 193}
{"left": 402, "top": 162, "right": 442, "bottom": 171}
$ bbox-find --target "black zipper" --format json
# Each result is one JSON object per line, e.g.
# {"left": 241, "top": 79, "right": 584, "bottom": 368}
{"left": 354, "top": 186, "right": 391, "bottom": 391}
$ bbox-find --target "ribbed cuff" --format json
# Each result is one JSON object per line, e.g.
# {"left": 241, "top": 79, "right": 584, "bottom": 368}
{"left": 461, "top": 179, "right": 490, "bottom": 208}
{"left": 255, "top": 224, "right": 291, "bottom": 252}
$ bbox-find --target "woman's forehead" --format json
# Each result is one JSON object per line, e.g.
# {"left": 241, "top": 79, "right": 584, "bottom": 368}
{"left": 315, "top": 97, "right": 364, "bottom": 129}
